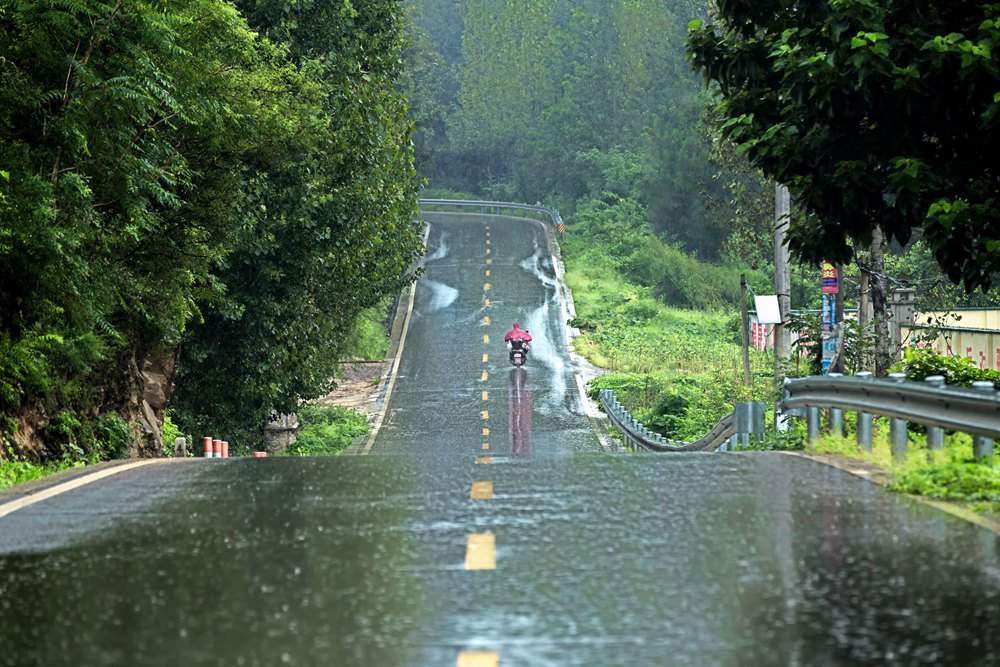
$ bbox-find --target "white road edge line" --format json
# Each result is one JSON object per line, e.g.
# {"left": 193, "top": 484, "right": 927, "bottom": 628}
{"left": 0, "top": 460, "right": 162, "bottom": 520}
{"left": 362, "top": 224, "right": 429, "bottom": 454}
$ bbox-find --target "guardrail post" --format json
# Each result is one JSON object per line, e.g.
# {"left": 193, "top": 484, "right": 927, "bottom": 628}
{"left": 889, "top": 373, "right": 908, "bottom": 461}
{"left": 734, "top": 402, "right": 751, "bottom": 450}
{"left": 972, "top": 381, "right": 995, "bottom": 461}
{"left": 828, "top": 373, "right": 844, "bottom": 437}
{"left": 750, "top": 401, "right": 765, "bottom": 447}
{"left": 924, "top": 375, "right": 946, "bottom": 454}
{"left": 856, "top": 372, "right": 873, "bottom": 451}
{"left": 807, "top": 407, "right": 821, "bottom": 445}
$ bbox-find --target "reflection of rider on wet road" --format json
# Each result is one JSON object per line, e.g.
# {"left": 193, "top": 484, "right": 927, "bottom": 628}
{"left": 504, "top": 322, "right": 532, "bottom": 362}
{"left": 508, "top": 368, "right": 532, "bottom": 456}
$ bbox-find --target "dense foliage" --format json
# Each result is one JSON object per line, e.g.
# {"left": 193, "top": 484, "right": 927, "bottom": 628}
{"left": 687, "top": 1, "right": 1000, "bottom": 292}
{"left": 0, "top": 0, "right": 421, "bottom": 458}
{"left": 563, "top": 231, "right": 773, "bottom": 441}
{"left": 172, "top": 0, "right": 423, "bottom": 446}
{"left": 892, "top": 348, "right": 1000, "bottom": 389}
{"left": 405, "top": 0, "right": 750, "bottom": 259}
{"left": 285, "top": 404, "right": 369, "bottom": 456}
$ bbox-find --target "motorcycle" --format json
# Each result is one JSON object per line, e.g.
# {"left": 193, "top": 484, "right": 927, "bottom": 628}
{"left": 507, "top": 339, "right": 529, "bottom": 367}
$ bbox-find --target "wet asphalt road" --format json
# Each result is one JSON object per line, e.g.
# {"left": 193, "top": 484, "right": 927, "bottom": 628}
{"left": 1, "top": 213, "right": 1000, "bottom": 666}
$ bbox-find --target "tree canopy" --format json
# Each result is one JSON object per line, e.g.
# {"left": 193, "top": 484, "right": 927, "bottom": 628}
{"left": 0, "top": 0, "right": 421, "bottom": 457}
{"left": 405, "top": 0, "right": 731, "bottom": 257}
{"left": 687, "top": 1, "right": 1000, "bottom": 291}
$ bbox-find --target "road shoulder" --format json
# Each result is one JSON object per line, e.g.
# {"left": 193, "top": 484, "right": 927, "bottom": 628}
{"left": 778, "top": 450, "right": 1000, "bottom": 534}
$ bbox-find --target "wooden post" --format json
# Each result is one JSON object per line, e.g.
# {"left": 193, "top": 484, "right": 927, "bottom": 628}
{"left": 741, "top": 273, "right": 751, "bottom": 385}
{"left": 774, "top": 185, "right": 792, "bottom": 379}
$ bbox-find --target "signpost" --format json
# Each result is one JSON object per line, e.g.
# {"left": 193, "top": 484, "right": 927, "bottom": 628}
{"left": 821, "top": 262, "right": 839, "bottom": 374}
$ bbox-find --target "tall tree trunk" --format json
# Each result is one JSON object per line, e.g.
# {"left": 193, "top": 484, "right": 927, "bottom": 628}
{"left": 869, "top": 228, "right": 893, "bottom": 376}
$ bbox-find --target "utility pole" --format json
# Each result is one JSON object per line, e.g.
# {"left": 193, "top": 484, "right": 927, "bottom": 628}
{"left": 774, "top": 185, "right": 792, "bottom": 379}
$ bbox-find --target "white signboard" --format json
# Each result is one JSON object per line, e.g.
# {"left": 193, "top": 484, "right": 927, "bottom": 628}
{"left": 754, "top": 295, "right": 782, "bottom": 324}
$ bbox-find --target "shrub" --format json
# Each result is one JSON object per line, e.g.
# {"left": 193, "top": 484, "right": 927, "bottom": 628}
{"left": 342, "top": 301, "right": 392, "bottom": 362}
{"left": 890, "top": 461, "right": 1000, "bottom": 505}
{"left": 892, "top": 348, "right": 1000, "bottom": 388}
{"left": 286, "top": 404, "right": 369, "bottom": 456}
{"left": 0, "top": 457, "right": 81, "bottom": 490}
{"left": 46, "top": 410, "right": 135, "bottom": 461}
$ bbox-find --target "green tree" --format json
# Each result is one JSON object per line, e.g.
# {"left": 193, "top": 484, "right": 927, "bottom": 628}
{"left": 1, "top": 0, "right": 421, "bottom": 458}
{"left": 172, "top": 0, "right": 423, "bottom": 446}
{"left": 400, "top": 5, "right": 450, "bottom": 177}
{"left": 0, "top": 0, "right": 296, "bottom": 456}
{"left": 687, "top": 2, "right": 1000, "bottom": 292}
{"left": 699, "top": 123, "right": 775, "bottom": 269}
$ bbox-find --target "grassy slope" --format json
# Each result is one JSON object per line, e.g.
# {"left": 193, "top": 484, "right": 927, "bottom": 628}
{"left": 562, "top": 225, "right": 1000, "bottom": 517}
{"left": 564, "top": 243, "right": 774, "bottom": 441}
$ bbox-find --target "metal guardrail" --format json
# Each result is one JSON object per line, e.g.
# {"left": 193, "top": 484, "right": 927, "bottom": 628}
{"left": 598, "top": 389, "right": 763, "bottom": 453}
{"left": 781, "top": 372, "right": 1000, "bottom": 461}
{"left": 782, "top": 374, "right": 1000, "bottom": 438}
{"left": 418, "top": 198, "right": 564, "bottom": 229}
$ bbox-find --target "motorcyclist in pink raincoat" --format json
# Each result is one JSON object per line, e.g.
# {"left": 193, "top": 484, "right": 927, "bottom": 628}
{"left": 504, "top": 322, "right": 532, "bottom": 362}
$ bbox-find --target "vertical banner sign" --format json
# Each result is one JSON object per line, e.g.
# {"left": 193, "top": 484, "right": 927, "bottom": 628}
{"left": 821, "top": 262, "right": 839, "bottom": 374}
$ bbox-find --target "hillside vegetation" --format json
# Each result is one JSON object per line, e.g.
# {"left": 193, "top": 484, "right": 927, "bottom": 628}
{"left": 0, "top": 1, "right": 422, "bottom": 461}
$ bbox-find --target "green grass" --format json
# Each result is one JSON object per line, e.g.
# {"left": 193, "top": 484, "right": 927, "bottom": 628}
{"left": 559, "top": 204, "right": 1000, "bottom": 516}
{"left": 0, "top": 457, "right": 84, "bottom": 491}
{"left": 800, "top": 421, "right": 1000, "bottom": 511}
{"left": 566, "top": 243, "right": 775, "bottom": 442}
{"left": 285, "top": 404, "right": 369, "bottom": 456}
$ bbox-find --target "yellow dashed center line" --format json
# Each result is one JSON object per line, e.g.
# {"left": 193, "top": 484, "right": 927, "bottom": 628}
{"left": 470, "top": 481, "right": 493, "bottom": 500}
{"left": 457, "top": 652, "right": 499, "bottom": 667}
{"left": 486, "top": 239, "right": 491, "bottom": 245}
{"left": 469, "top": 249, "right": 496, "bottom": 660}
{"left": 465, "top": 533, "right": 495, "bottom": 569}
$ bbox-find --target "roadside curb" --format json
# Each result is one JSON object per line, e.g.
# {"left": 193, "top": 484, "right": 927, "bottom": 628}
{"left": 777, "top": 450, "right": 1000, "bottom": 535}
{"left": 347, "top": 222, "right": 429, "bottom": 455}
